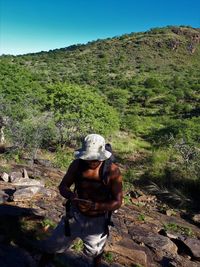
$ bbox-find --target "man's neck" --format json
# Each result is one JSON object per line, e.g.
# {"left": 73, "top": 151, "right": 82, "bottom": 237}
{"left": 86, "top": 161, "right": 103, "bottom": 170}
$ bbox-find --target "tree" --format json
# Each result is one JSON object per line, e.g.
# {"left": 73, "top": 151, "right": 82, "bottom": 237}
{"left": 0, "top": 60, "right": 45, "bottom": 120}
{"left": 46, "top": 83, "right": 120, "bottom": 145}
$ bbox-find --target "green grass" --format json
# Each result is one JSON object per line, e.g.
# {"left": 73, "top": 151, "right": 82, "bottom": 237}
{"left": 111, "top": 132, "right": 151, "bottom": 156}
{"left": 123, "top": 194, "right": 132, "bottom": 205}
{"left": 71, "top": 238, "right": 84, "bottom": 253}
{"left": 163, "top": 223, "right": 194, "bottom": 237}
{"left": 41, "top": 218, "right": 56, "bottom": 229}
{"left": 0, "top": 161, "right": 11, "bottom": 174}
{"left": 53, "top": 147, "right": 74, "bottom": 169}
{"left": 103, "top": 251, "right": 114, "bottom": 264}
{"left": 149, "top": 149, "right": 171, "bottom": 172}
{"left": 138, "top": 213, "right": 146, "bottom": 222}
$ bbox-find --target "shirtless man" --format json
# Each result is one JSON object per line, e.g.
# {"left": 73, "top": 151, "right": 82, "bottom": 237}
{"left": 39, "top": 134, "right": 123, "bottom": 267}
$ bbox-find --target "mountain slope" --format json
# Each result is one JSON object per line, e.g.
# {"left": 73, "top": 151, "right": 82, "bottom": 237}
{"left": 6, "top": 26, "right": 200, "bottom": 86}
{"left": 1, "top": 26, "right": 200, "bottom": 141}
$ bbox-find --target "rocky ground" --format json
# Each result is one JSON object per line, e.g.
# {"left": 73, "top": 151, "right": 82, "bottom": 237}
{"left": 0, "top": 162, "right": 200, "bottom": 267}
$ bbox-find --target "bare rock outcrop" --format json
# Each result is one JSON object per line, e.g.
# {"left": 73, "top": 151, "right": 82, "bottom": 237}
{"left": 1, "top": 164, "right": 200, "bottom": 267}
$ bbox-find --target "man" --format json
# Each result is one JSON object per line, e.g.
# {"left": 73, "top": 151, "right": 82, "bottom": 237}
{"left": 39, "top": 134, "right": 123, "bottom": 267}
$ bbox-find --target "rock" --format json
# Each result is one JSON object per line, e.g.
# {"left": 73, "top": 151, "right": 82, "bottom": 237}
{"left": 1, "top": 172, "right": 9, "bottom": 182}
{"left": 0, "top": 205, "right": 34, "bottom": 216}
{"left": 110, "top": 264, "right": 124, "bottom": 267}
{"left": 111, "top": 216, "right": 129, "bottom": 237}
{"left": 192, "top": 214, "right": 200, "bottom": 224}
{"left": 170, "top": 254, "right": 200, "bottom": 267}
{"left": 13, "top": 186, "right": 42, "bottom": 201}
{"left": 31, "top": 207, "right": 47, "bottom": 217}
{"left": 9, "top": 171, "right": 23, "bottom": 182}
{"left": 33, "top": 158, "right": 52, "bottom": 167}
{"left": 166, "top": 209, "right": 177, "bottom": 216}
{"left": 12, "top": 179, "right": 45, "bottom": 187}
{"left": 0, "top": 243, "right": 37, "bottom": 267}
{"left": 11, "top": 163, "right": 65, "bottom": 180}
{"left": 106, "top": 238, "right": 150, "bottom": 267}
{"left": 37, "top": 188, "right": 57, "bottom": 198}
{"left": 54, "top": 250, "right": 106, "bottom": 267}
{"left": 0, "top": 190, "right": 9, "bottom": 203}
{"left": 129, "top": 190, "right": 142, "bottom": 198}
{"left": 164, "top": 231, "right": 179, "bottom": 239}
{"left": 23, "top": 168, "right": 29, "bottom": 179}
{"left": 129, "top": 225, "right": 178, "bottom": 255}
{"left": 137, "top": 194, "right": 157, "bottom": 203}
{"left": 183, "top": 238, "right": 200, "bottom": 260}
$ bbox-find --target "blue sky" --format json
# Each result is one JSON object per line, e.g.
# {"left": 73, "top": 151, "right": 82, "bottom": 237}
{"left": 0, "top": 0, "right": 200, "bottom": 55}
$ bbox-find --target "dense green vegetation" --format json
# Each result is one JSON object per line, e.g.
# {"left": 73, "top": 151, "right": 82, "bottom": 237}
{"left": 1, "top": 26, "right": 200, "bottom": 209}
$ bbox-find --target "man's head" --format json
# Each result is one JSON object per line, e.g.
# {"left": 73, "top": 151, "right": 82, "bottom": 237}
{"left": 75, "top": 134, "right": 112, "bottom": 161}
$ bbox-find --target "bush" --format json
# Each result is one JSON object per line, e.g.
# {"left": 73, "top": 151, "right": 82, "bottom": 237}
{"left": 46, "top": 83, "right": 120, "bottom": 144}
{"left": 144, "top": 77, "right": 160, "bottom": 88}
{"left": 6, "top": 112, "right": 57, "bottom": 160}
{"left": 106, "top": 88, "right": 130, "bottom": 112}
{"left": 53, "top": 147, "right": 74, "bottom": 169}
{"left": 148, "top": 118, "right": 200, "bottom": 146}
{"left": 122, "top": 115, "right": 163, "bottom": 136}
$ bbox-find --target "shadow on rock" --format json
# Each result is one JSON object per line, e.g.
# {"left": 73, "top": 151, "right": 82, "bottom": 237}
{"left": 0, "top": 204, "right": 44, "bottom": 267}
{"left": 0, "top": 204, "right": 103, "bottom": 267}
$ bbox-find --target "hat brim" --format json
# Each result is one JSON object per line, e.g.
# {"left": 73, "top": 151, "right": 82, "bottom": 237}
{"left": 74, "top": 149, "right": 112, "bottom": 161}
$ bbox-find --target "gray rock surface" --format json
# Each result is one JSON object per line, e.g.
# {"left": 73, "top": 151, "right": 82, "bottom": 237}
{"left": 184, "top": 238, "right": 200, "bottom": 259}
{"left": 9, "top": 171, "right": 23, "bottom": 182}
{"left": 1, "top": 172, "right": 9, "bottom": 182}
{"left": 129, "top": 225, "right": 178, "bottom": 255}
{"left": 13, "top": 186, "right": 42, "bottom": 201}
{"left": 1, "top": 163, "right": 200, "bottom": 267}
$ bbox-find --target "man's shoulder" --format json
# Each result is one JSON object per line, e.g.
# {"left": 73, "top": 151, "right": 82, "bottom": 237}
{"left": 71, "top": 158, "right": 80, "bottom": 165}
{"left": 68, "top": 159, "right": 80, "bottom": 171}
{"left": 109, "top": 162, "right": 121, "bottom": 180}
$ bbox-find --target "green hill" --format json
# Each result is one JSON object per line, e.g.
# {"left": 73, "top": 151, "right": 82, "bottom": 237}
{"left": 1, "top": 25, "right": 200, "bottom": 206}
{"left": 4, "top": 26, "right": 200, "bottom": 85}
{"left": 1, "top": 25, "right": 200, "bottom": 136}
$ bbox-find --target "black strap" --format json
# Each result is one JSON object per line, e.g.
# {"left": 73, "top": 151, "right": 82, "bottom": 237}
{"left": 100, "top": 143, "right": 115, "bottom": 184}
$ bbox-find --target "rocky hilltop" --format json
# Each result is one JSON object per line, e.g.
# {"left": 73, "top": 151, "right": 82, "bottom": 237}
{"left": 0, "top": 161, "right": 200, "bottom": 267}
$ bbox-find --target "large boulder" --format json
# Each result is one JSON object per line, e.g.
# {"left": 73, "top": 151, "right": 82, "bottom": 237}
{"left": 183, "top": 238, "right": 200, "bottom": 260}
{"left": 129, "top": 225, "right": 178, "bottom": 255}
{"left": 13, "top": 186, "right": 42, "bottom": 201}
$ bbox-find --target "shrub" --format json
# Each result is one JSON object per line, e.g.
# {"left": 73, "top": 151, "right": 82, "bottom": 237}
{"left": 144, "top": 77, "right": 160, "bottom": 88}
{"left": 46, "top": 83, "right": 120, "bottom": 144}
{"left": 53, "top": 147, "right": 74, "bottom": 170}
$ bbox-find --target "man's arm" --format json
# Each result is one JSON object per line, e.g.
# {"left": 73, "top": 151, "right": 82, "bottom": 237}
{"left": 58, "top": 159, "right": 79, "bottom": 200}
{"left": 94, "top": 163, "right": 123, "bottom": 212}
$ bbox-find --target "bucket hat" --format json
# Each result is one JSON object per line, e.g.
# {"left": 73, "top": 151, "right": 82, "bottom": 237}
{"left": 75, "top": 134, "right": 112, "bottom": 161}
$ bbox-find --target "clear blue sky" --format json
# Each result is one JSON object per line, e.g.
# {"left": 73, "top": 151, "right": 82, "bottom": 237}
{"left": 0, "top": 0, "right": 200, "bottom": 55}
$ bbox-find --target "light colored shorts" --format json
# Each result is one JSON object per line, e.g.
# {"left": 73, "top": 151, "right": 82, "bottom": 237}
{"left": 40, "top": 206, "right": 108, "bottom": 257}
